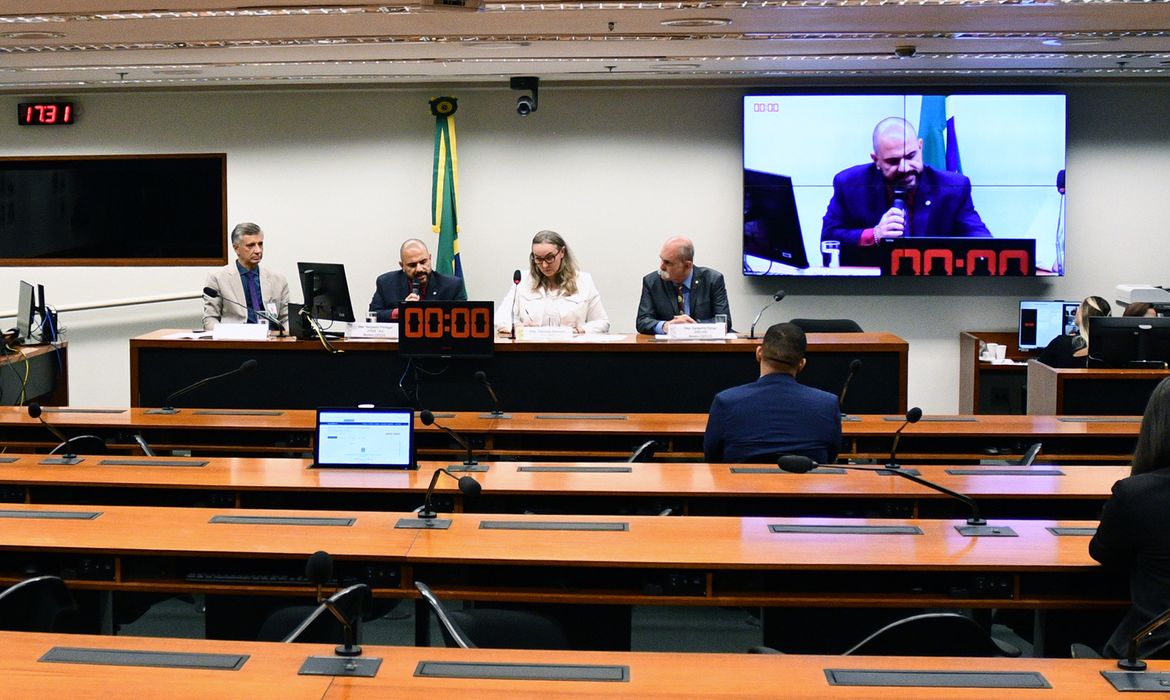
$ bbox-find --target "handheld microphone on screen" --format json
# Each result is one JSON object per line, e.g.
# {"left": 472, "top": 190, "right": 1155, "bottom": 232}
{"left": 147, "top": 359, "right": 259, "bottom": 414}
{"left": 777, "top": 453, "right": 1011, "bottom": 537}
{"left": 27, "top": 402, "right": 85, "bottom": 465}
{"left": 887, "top": 406, "right": 923, "bottom": 470}
{"left": 510, "top": 269, "right": 522, "bottom": 339}
{"left": 748, "top": 290, "right": 786, "bottom": 340}
{"left": 396, "top": 465, "right": 482, "bottom": 529}
{"left": 419, "top": 409, "right": 482, "bottom": 469}
{"left": 202, "top": 286, "right": 285, "bottom": 335}
{"left": 838, "top": 359, "right": 862, "bottom": 417}
{"left": 410, "top": 279, "right": 421, "bottom": 298}
{"left": 474, "top": 370, "right": 511, "bottom": 419}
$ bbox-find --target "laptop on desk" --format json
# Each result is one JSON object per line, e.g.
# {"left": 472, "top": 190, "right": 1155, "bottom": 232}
{"left": 313, "top": 406, "right": 416, "bottom": 469}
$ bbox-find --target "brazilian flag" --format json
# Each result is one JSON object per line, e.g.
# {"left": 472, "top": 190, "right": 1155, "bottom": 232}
{"left": 430, "top": 96, "right": 466, "bottom": 296}
{"left": 919, "top": 95, "right": 963, "bottom": 173}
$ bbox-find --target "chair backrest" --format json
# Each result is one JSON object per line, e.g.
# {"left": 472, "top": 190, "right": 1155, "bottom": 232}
{"left": 844, "top": 613, "right": 1021, "bottom": 657}
{"left": 268, "top": 583, "right": 372, "bottom": 645}
{"left": 1018, "top": 442, "right": 1043, "bottom": 466}
{"left": 789, "top": 318, "right": 864, "bottom": 334}
{"left": 0, "top": 575, "right": 76, "bottom": 632}
{"left": 415, "top": 580, "right": 476, "bottom": 648}
{"left": 627, "top": 440, "right": 658, "bottom": 463}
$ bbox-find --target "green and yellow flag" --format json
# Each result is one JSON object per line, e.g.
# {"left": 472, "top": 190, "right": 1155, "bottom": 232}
{"left": 430, "top": 96, "right": 465, "bottom": 296}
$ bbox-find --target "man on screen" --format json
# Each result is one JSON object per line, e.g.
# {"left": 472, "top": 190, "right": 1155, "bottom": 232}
{"left": 202, "top": 222, "right": 290, "bottom": 330}
{"left": 369, "top": 238, "right": 467, "bottom": 322}
{"left": 703, "top": 323, "right": 841, "bottom": 464}
{"left": 820, "top": 117, "right": 990, "bottom": 263}
{"left": 636, "top": 236, "right": 732, "bottom": 335}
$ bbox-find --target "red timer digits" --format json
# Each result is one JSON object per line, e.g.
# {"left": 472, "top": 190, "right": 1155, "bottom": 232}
{"left": 18, "top": 102, "right": 75, "bottom": 126}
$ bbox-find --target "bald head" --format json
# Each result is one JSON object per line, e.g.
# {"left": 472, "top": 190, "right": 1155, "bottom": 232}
{"left": 871, "top": 117, "right": 924, "bottom": 190}
{"left": 398, "top": 238, "right": 432, "bottom": 285}
{"left": 657, "top": 236, "right": 695, "bottom": 284}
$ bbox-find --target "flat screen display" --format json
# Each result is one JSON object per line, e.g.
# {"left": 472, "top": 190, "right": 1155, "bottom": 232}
{"left": 743, "top": 94, "right": 1066, "bottom": 277}
{"left": 397, "top": 300, "right": 494, "bottom": 359}
{"left": 1019, "top": 300, "right": 1079, "bottom": 351}
{"left": 314, "top": 407, "right": 416, "bottom": 469}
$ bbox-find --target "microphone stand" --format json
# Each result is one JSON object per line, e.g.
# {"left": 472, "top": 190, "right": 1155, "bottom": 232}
{"left": 146, "top": 360, "right": 258, "bottom": 414}
{"left": 838, "top": 359, "right": 861, "bottom": 419}
{"left": 510, "top": 272, "right": 522, "bottom": 340}
{"left": 420, "top": 410, "right": 483, "bottom": 469}
{"left": 475, "top": 371, "right": 511, "bottom": 419}
{"left": 1119, "top": 606, "right": 1170, "bottom": 671}
{"left": 28, "top": 402, "right": 84, "bottom": 465}
{"left": 749, "top": 291, "right": 786, "bottom": 339}
{"left": 396, "top": 467, "right": 482, "bottom": 529}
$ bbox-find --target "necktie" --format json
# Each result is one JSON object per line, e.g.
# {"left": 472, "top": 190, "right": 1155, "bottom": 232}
{"left": 675, "top": 284, "right": 685, "bottom": 315}
{"left": 247, "top": 272, "right": 263, "bottom": 323}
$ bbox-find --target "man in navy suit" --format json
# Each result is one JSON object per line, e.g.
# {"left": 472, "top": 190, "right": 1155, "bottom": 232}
{"left": 369, "top": 239, "right": 467, "bottom": 322}
{"left": 821, "top": 117, "right": 990, "bottom": 267}
{"left": 703, "top": 322, "right": 841, "bottom": 464}
{"left": 636, "top": 236, "right": 731, "bottom": 335}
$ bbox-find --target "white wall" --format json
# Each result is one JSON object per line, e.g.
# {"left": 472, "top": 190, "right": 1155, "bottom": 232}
{"left": 0, "top": 84, "right": 1167, "bottom": 411}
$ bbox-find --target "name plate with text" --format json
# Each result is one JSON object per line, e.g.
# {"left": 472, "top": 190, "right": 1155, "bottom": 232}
{"left": 665, "top": 323, "right": 728, "bottom": 340}
{"left": 518, "top": 326, "right": 575, "bottom": 341}
{"left": 345, "top": 322, "right": 398, "bottom": 339}
{"left": 211, "top": 323, "right": 269, "bottom": 341}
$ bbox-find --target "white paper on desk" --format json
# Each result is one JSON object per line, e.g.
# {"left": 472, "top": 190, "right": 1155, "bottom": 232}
{"left": 211, "top": 323, "right": 270, "bottom": 340}
{"left": 162, "top": 330, "right": 214, "bottom": 340}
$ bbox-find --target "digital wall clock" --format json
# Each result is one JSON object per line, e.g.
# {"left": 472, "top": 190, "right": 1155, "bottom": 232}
{"left": 18, "top": 102, "right": 75, "bottom": 126}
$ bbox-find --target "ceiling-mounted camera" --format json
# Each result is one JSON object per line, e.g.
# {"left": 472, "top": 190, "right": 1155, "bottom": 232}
{"left": 510, "top": 76, "right": 539, "bottom": 116}
{"left": 894, "top": 45, "right": 917, "bottom": 58}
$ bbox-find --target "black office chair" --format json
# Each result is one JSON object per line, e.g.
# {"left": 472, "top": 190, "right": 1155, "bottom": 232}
{"left": 843, "top": 613, "right": 1021, "bottom": 657}
{"left": 415, "top": 580, "right": 571, "bottom": 650}
{"left": 789, "top": 318, "right": 864, "bottom": 334}
{"left": 628, "top": 440, "right": 658, "bottom": 463}
{"left": 0, "top": 575, "right": 78, "bottom": 632}
{"left": 256, "top": 583, "right": 372, "bottom": 644}
{"left": 1018, "top": 442, "right": 1043, "bottom": 466}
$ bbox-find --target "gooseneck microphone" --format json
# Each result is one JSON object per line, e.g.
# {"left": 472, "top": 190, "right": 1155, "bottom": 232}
{"left": 474, "top": 370, "right": 511, "bottom": 420}
{"left": 748, "top": 290, "right": 786, "bottom": 339}
{"left": 1119, "top": 606, "right": 1170, "bottom": 671}
{"left": 887, "top": 406, "right": 923, "bottom": 469}
{"left": 302, "top": 550, "right": 364, "bottom": 658}
{"left": 420, "top": 409, "right": 480, "bottom": 468}
{"left": 510, "top": 270, "right": 522, "bottom": 339}
{"left": 776, "top": 454, "right": 1010, "bottom": 537}
{"left": 417, "top": 466, "right": 483, "bottom": 521}
{"left": 202, "top": 286, "right": 284, "bottom": 333}
{"left": 148, "top": 359, "right": 259, "bottom": 414}
{"left": 27, "top": 402, "right": 85, "bottom": 465}
{"left": 838, "top": 359, "right": 862, "bottom": 416}
{"left": 305, "top": 549, "right": 334, "bottom": 604}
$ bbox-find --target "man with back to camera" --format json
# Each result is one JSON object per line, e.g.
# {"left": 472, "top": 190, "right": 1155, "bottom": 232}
{"left": 703, "top": 322, "right": 841, "bottom": 464}
{"left": 202, "top": 222, "right": 290, "bottom": 331}
{"left": 820, "top": 117, "right": 990, "bottom": 266}
{"left": 636, "top": 236, "right": 732, "bottom": 335}
{"left": 369, "top": 238, "right": 467, "bottom": 322}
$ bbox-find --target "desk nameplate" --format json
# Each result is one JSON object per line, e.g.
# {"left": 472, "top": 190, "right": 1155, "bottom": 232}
{"left": 825, "top": 669, "right": 1050, "bottom": 688}
{"left": 40, "top": 646, "right": 248, "bottom": 671}
{"left": 480, "top": 521, "right": 629, "bottom": 532}
{"left": 415, "top": 660, "right": 629, "bottom": 682}
{"left": 209, "top": 515, "right": 355, "bottom": 526}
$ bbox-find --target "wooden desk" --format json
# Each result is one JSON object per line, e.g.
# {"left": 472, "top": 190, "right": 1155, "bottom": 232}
{"left": 129, "top": 329, "right": 908, "bottom": 414}
{"left": 3, "top": 631, "right": 1155, "bottom": 699}
{"left": 1027, "top": 361, "right": 1170, "bottom": 415}
{"left": 0, "top": 342, "right": 67, "bottom": 406}
{"left": 959, "top": 331, "right": 1036, "bottom": 414}
{"left": 0, "top": 406, "right": 1145, "bottom": 463}
{"left": 0, "top": 454, "right": 1126, "bottom": 520}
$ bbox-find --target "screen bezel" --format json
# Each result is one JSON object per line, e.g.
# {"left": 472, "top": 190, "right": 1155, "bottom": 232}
{"left": 1018, "top": 299, "right": 1079, "bottom": 352}
{"left": 1088, "top": 317, "right": 1170, "bottom": 368}
{"left": 297, "top": 262, "right": 356, "bottom": 324}
{"left": 313, "top": 406, "right": 417, "bottom": 470}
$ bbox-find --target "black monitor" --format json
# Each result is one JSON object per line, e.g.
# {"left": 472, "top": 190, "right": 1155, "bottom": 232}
{"left": 297, "top": 262, "right": 355, "bottom": 324}
{"left": 743, "top": 170, "right": 809, "bottom": 271}
{"left": 15, "top": 280, "right": 35, "bottom": 344}
{"left": 1088, "top": 317, "right": 1170, "bottom": 369}
{"left": 397, "top": 300, "right": 494, "bottom": 359}
{"left": 1018, "top": 299, "right": 1079, "bottom": 351}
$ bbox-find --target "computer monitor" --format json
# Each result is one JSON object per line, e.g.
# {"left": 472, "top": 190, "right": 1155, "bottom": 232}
{"left": 297, "top": 262, "right": 355, "bottom": 324}
{"left": 313, "top": 406, "right": 416, "bottom": 469}
{"left": 15, "top": 280, "right": 35, "bottom": 344}
{"left": 1018, "top": 300, "right": 1079, "bottom": 351}
{"left": 1088, "top": 317, "right": 1170, "bottom": 368}
{"left": 743, "top": 170, "right": 809, "bottom": 272}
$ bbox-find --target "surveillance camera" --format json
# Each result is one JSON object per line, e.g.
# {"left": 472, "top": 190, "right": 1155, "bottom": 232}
{"left": 894, "top": 45, "right": 917, "bottom": 58}
{"left": 516, "top": 95, "right": 535, "bottom": 116}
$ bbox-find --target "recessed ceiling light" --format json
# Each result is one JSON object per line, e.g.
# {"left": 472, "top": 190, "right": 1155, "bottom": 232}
{"left": 660, "top": 18, "right": 731, "bottom": 28}
{"left": 1042, "top": 37, "right": 1119, "bottom": 47}
{"left": 465, "top": 41, "right": 531, "bottom": 49}
{"left": 650, "top": 63, "right": 701, "bottom": 69}
{"left": 0, "top": 31, "right": 65, "bottom": 40}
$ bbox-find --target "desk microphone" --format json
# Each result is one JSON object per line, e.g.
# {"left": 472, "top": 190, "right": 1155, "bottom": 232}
{"left": 417, "top": 467, "right": 482, "bottom": 521}
{"left": 887, "top": 406, "right": 923, "bottom": 469}
{"left": 474, "top": 370, "right": 511, "bottom": 419}
{"left": 1119, "top": 606, "right": 1170, "bottom": 671}
{"left": 303, "top": 551, "right": 365, "bottom": 658}
{"left": 420, "top": 409, "right": 480, "bottom": 469}
{"left": 749, "top": 290, "right": 786, "bottom": 339}
{"left": 27, "top": 402, "right": 85, "bottom": 465}
{"left": 410, "top": 279, "right": 421, "bottom": 298}
{"left": 776, "top": 454, "right": 1011, "bottom": 537}
{"left": 202, "top": 286, "right": 284, "bottom": 333}
{"left": 838, "top": 359, "right": 862, "bottom": 415}
{"left": 306, "top": 550, "right": 334, "bottom": 603}
{"left": 149, "top": 359, "right": 259, "bottom": 414}
{"left": 510, "top": 270, "right": 522, "bottom": 339}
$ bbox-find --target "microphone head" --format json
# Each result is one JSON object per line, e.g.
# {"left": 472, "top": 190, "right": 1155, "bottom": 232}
{"left": 27, "top": 402, "right": 42, "bottom": 419}
{"left": 773, "top": 290, "right": 786, "bottom": 302}
{"left": 906, "top": 407, "right": 923, "bottom": 424}
{"left": 513, "top": 269, "right": 522, "bottom": 284}
{"left": 777, "top": 454, "right": 818, "bottom": 473}
{"left": 849, "top": 359, "right": 862, "bottom": 372}
{"left": 240, "top": 359, "right": 259, "bottom": 372}
{"left": 305, "top": 550, "right": 334, "bottom": 585}
{"left": 473, "top": 370, "right": 487, "bottom": 383}
{"left": 457, "top": 475, "right": 482, "bottom": 497}
{"left": 202, "top": 286, "right": 220, "bottom": 299}
{"left": 418, "top": 409, "right": 436, "bottom": 426}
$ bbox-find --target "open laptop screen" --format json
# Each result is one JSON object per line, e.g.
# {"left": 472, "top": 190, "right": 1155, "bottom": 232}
{"left": 314, "top": 407, "right": 415, "bottom": 469}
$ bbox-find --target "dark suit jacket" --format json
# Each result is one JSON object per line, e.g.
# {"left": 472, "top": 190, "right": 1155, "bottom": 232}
{"left": 368, "top": 269, "right": 467, "bottom": 322}
{"left": 1090, "top": 469, "right": 1170, "bottom": 658}
{"left": 636, "top": 266, "right": 731, "bottom": 335}
{"left": 820, "top": 164, "right": 990, "bottom": 261}
{"left": 703, "top": 372, "right": 841, "bottom": 464}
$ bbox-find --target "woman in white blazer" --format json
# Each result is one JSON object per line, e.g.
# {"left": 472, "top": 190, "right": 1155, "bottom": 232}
{"left": 496, "top": 230, "right": 610, "bottom": 334}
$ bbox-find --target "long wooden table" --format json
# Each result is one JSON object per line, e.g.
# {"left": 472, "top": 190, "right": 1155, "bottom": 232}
{"left": 0, "top": 406, "right": 1144, "bottom": 463}
{"left": 129, "top": 329, "right": 909, "bottom": 413}
{"left": 5, "top": 631, "right": 1157, "bottom": 699}
{"left": 0, "top": 454, "right": 1125, "bottom": 520}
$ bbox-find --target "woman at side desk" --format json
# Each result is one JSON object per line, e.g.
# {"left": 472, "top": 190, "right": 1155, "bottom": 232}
{"left": 1090, "top": 376, "right": 1170, "bottom": 658}
{"left": 1037, "top": 295, "right": 1111, "bottom": 368}
{"left": 496, "top": 230, "right": 610, "bottom": 334}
